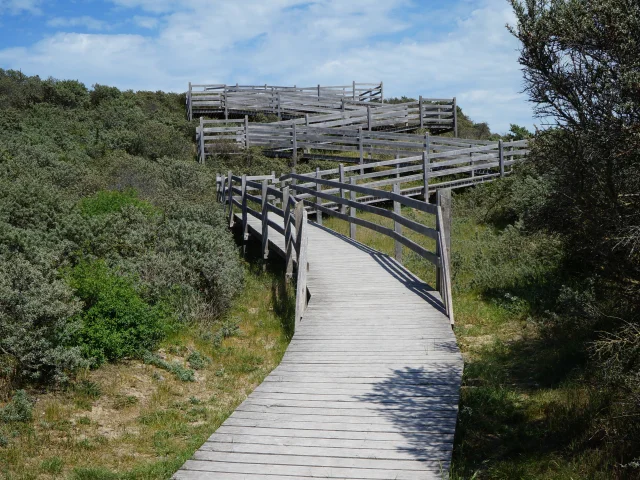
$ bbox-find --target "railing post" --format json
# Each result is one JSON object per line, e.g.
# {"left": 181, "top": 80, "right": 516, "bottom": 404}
{"left": 244, "top": 115, "right": 249, "bottom": 149}
{"left": 339, "top": 164, "right": 346, "bottom": 215}
{"left": 437, "top": 188, "right": 452, "bottom": 265}
{"left": 292, "top": 123, "right": 297, "bottom": 166}
{"left": 315, "top": 167, "right": 322, "bottom": 226}
{"left": 317, "top": 84, "right": 320, "bottom": 101}
{"left": 367, "top": 105, "right": 372, "bottom": 131}
{"left": 453, "top": 97, "right": 458, "bottom": 137}
{"left": 349, "top": 177, "right": 356, "bottom": 240}
{"left": 305, "top": 113, "right": 309, "bottom": 127}
{"left": 352, "top": 80, "right": 356, "bottom": 100}
{"left": 436, "top": 203, "right": 454, "bottom": 325}
{"left": 294, "top": 203, "right": 309, "bottom": 326}
{"left": 199, "top": 117, "right": 205, "bottom": 164}
{"left": 358, "top": 127, "right": 364, "bottom": 175}
{"left": 241, "top": 175, "right": 248, "bottom": 255}
{"left": 422, "top": 150, "right": 430, "bottom": 203}
{"left": 226, "top": 171, "right": 234, "bottom": 227}
{"left": 283, "top": 187, "right": 294, "bottom": 280}
{"left": 261, "top": 180, "right": 269, "bottom": 262}
{"left": 393, "top": 182, "right": 402, "bottom": 263}
{"left": 187, "top": 82, "right": 192, "bottom": 121}
{"left": 341, "top": 97, "right": 345, "bottom": 113}
{"left": 499, "top": 139, "right": 505, "bottom": 177}
{"left": 419, "top": 95, "right": 424, "bottom": 129}
{"left": 223, "top": 88, "right": 228, "bottom": 120}
{"left": 277, "top": 91, "right": 281, "bottom": 121}
{"left": 380, "top": 81, "right": 384, "bottom": 103}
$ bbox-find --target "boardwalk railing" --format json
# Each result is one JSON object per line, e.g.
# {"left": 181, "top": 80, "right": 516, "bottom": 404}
{"left": 217, "top": 172, "right": 310, "bottom": 325}
{"left": 187, "top": 82, "right": 383, "bottom": 120}
{"left": 197, "top": 118, "right": 519, "bottom": 163}
{"left": 285, "top": 139, "right": 529, "bottom": 199}
{"left": 187, "top": 81, "right": 457, "bottom": 134}
{"left": 218, "top": 170, "right": 455, "bottom": 325}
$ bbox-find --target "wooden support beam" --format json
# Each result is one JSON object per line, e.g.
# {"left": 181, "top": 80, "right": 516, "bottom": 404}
{"left": 419, "top": 95, "right": 424, "bottom": 129}
{"left": 499, "top": 139, "right": 504, "bottom": 177}
{"left": 349, "top": 176, "right": 356, "bottom": 240}
{"left": 199, "top": 116, "right": 205, "bottom": 164}
{"left": 339, "top": 164, "right": 346, "bottom": 216}
{"left": 283, "top": 187, "right": 293, "bottom": 280}
{"left": 226, "top": 171, "right": 234, "bottom": 227}
{"left": 261, "top": 180, "right": 269, "bottom": 261}
{"left": 393, "top": 182, "right": 402, "bottom": 263}
{"left": 294, "top": 202, "right": 308, "bottom": 326}
{"left": 453, "top": 97, "right": 458, "bottom": 137}
{"left": 292, "top": 123, "right": 298, "bottom": 166}
{"left": 315, "top": 167, "right": 322, "bottom": 226}
{"left": 241, "top": 175, "right": 248, "bottom": 255}
{"left": 422, "top": 150, "right": 430, "bottom": 203}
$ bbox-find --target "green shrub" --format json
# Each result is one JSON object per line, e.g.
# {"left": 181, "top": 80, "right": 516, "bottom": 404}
{"left": 0, "top": 390, "right": 32, "bottom": 423}
{"left": 68, "top": 260, "right": 169, "bottom": 365}
{"left": 78, "top": 189, "right": 157, "bottom": 217}
{"left": 0, "top": 253, "right": 87, "bottom": 383}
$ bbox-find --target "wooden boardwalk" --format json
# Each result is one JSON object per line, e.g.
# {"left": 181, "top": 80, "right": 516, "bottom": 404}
{"left": 173, "top": 212, "right": 463, "bottom": 479}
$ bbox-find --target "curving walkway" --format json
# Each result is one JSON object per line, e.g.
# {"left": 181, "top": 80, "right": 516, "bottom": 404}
{"left": 173, "top": 214, "right": 463, "bottom": 479}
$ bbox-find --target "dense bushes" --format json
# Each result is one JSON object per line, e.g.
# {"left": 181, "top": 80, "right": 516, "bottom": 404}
{"left": 0, "top": 70, "right": 243, "bottom": 391}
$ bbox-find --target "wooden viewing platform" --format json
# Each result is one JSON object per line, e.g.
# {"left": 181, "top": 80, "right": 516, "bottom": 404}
{"left": 173, "top": 174, "right": 463, "bottom": 479}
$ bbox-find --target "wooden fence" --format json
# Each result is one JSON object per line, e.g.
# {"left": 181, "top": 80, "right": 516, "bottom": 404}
{"left": 217, "top": 170, "right": 455, "bottom": 324}
{"left": 197, "top": 118, "right": 488, "bottom": 164}
{"left": 187, "top": 82, "right": 383, "bottom": 120}
{"left": 186, "top": 82, "right": 456, "bottom": 134}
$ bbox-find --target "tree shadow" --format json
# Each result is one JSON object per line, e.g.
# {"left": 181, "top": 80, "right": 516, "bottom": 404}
{"left": 353, "top": 363, "right": 464, "bottom": 473}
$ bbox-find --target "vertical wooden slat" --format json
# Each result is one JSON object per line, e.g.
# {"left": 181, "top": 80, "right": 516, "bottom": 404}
{"left": 367, "top": 105, "right": 372, "bottom": 131}
{"left": 393, "top": 182, "right": 402, "bottom": 263}
{"left": 244, "top": 115, "right": 249, "bottom": 148}
{"left": 261, "top": 180, "right": 269, "bottom": 261}
{"left": 453, "top": 97, "right": 458, "bottom": 137}
{"left": 224, "top": 87, "right": 228, "bottom": 120}
{"left": 358, "top": 127, "right": 364, "bottom": 175}
{"left": 419, "top": 95, "right": 424, "bottom": 129}
{"left": 292, "top": 123, "right": 298, "bottom": 166}
{"left": 349, "top": 177, "right": 356, "bottom": 240}
{"left": 339, "top": 164, "right": 346, "bottom": 216}
{"left": 437, "top": 205, "right": 455, "bottom": 325}
{"left": 283, "top": 187, "right": 293, "bottom": 280}
{"left": 315, "top": 167, "right": 322, "bottom": 226}
{"left": 226, "top": 171, "right": 234, "bottom": 227}
{"left": 499, "top": 139, "right": 505, "bottom": 177}
{"left": 380, "top": 81, "right": 384, "bottom": 103}
{"left": 422, "top": 150, "right": 430, "bottom": 203}
{"left": 241, "top": 175, "right": 248, "bottom": 255}
{"left": 199, "top": 117, "right": 205, "bottom": 164}
{"left": 352, "top": 80, "right": 356, "bottom": 100}
{"left": 294, "top": 202, "right": 309, "bottom": 326}
{"left": 187, "top": 82, "right": 192, "bottom": 121}
{"left": 277, "top": 91, "right": 281, "bottom": 121}
{"left": 437, "top": 189, "right": 452, "bottom": 264}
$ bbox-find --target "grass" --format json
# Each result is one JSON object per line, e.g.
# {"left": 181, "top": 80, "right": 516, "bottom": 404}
{"left": 0, "top": 246, "right": 294, "bottom": 480}
{"left": 323, "top": 191, "right": 617, "bottom": 479}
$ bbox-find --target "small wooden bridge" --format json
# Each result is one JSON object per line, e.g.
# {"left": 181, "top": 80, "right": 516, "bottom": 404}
{"left": 173, "top": 173, "right": 463, "bottom": 479}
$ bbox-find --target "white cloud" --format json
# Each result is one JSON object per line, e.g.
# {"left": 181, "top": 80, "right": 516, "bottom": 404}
{"left": 0, "top": 0, "right": 533, "bottom": 132}
{"left": 0, "top": 0, "right": 42, "bottom": 14}
{"left": 47, "top": 16, "right": 109, "bottom": 31}
{"left": 132, "top": 15, "right": 158, "bottom": 29}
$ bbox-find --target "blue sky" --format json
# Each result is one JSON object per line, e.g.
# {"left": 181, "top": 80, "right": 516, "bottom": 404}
{"left": 0, "top": 0, "right": 534, "bottom": 133}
